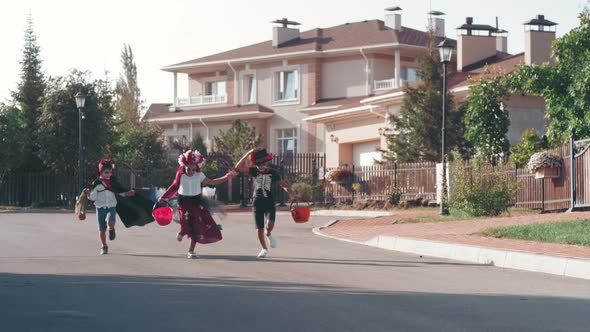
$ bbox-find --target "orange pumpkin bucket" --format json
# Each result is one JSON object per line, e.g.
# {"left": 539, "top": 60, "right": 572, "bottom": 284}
{"left": 290, "top": 201, "right": 311, "bottom": 223}
{"left": 152, "top": 202, "right": 173, "bottom": 226}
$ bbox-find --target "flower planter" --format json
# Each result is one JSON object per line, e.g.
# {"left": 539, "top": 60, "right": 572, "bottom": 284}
{"left": 534, "top": 167, "right": 560, "bottom": 179}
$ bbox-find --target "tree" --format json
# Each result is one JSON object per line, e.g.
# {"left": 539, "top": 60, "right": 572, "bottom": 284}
{"left": 12, "top": 15, "right": 46, "bottom": 169}
{"left": 382, "top": 33, "right": 467, "bottom": 162}
{"left": 213, "top": 119, "right": 262, "bottom": 163}
{"left": 0, "top": 104, "right": 26, "bottom": 183}
{"left": 190, "top": 133, "right": 208, "bottom": 155}
{"left": 509, "top": 129, "right": 543, "bottom": 168}
{"left": 508, "top": 9, "right": 590, "bottom": 142}
{"left": 464, "top": 69, "right": 511, "bottom": 161}
{"left": 112, "top": 44, "right": 167, "bottom": 174}
{"left": 115, "top": 44, "right": 142, "bottom": 125}
{"left": 36, "top": 71, "right": 116, "bottom": 177}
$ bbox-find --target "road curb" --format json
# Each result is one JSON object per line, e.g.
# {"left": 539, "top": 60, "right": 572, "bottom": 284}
{"left": 313, "top": 224, "right": 590, "bottom": 280}
{"left": 311, "top": 210, "right": 395, "bottom": 217}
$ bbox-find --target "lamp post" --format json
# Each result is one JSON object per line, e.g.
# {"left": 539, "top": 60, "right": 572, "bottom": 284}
{"left": 437, "top": 39, "right": 454, "bottom": 215}
{"left": 75, "top": 91, "right": 86, "bottom": 194}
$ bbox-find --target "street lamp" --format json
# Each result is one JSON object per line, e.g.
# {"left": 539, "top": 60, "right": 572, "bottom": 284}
{"left": 75, "top": 91, "right": 86, "bottom": 194}
{"left": 437, "top": 39, "right": 454, "bottom": 215}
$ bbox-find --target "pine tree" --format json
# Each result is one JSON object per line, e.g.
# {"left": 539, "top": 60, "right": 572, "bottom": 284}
{"left": 382, "top": 33, "right": 467, "bottom": 163}
{"left": 12, "top": 15, "right": 46, "bottom": 169}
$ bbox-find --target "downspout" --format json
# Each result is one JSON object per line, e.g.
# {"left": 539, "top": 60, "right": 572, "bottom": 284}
{"left": 360, "top": 48, "right": 371, "bottom": 96}
{"left": 199, "top": 117, "right": 210, "bottom": 149}
{"left": 227, "top": 61, "right": 238, "bottom": 105}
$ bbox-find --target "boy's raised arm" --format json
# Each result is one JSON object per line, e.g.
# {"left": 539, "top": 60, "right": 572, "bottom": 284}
{"left": 234, "top": 148, "right": 256, "bottom": 173}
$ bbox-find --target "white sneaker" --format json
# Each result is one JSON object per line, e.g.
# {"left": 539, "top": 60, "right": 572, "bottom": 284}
{"left": 176, "top": 233, "right": 184, "bottom": 242}
{"left": 267, "top": 234, "right": 277, "bottom": 248}
{"left": 257, "top": 249, "right": 268, "bottom": 258}
{"left": 187, "top": 252, "right": 198, "bottom": 259}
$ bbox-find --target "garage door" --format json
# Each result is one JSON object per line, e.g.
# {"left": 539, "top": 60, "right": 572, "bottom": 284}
{"left": 353, "top": 141, "right": 381, "bottom": 166}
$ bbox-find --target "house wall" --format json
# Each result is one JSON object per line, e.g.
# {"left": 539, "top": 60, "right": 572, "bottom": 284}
{"left": 321, "top": 56, "right": 367, "bottom": 99}
{"left": 324, "top": 115, "right": 384, "bottom": 167}
{"left": 505, "top": 94, "right": 547, "bottom": 143}
{"left": 457, "top": 35, "right": 497, "bottom": 70}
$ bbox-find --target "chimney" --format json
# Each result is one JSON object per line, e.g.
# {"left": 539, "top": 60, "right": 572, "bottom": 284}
{"left": 524, "top": 14, "right": 557, "bottom": 65}
{"left": 384, "top": 6, "right": 402, "bottom": 31}
{"left": 456, "top": 17, "right": 498, "bottom": 71}
{"left": 494, "top": 17, "right": 508, "bottom": 53}
{"left": 272, "top": 18, "right": 301, "bottom": 48}
{"left": 428, "top": 10, "right": 446, "bottom": 38}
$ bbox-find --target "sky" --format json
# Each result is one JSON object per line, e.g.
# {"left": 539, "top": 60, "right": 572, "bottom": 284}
{"left": 0, "top": 0, "right": 587, "bottom": 109}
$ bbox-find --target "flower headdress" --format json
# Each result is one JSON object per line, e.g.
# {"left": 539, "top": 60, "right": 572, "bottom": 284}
{"left": 178, "top": 150, "right": 205, "bottom": 171}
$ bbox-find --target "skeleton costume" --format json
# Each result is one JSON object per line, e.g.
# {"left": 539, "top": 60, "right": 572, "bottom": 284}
{"left": 160, "top": 150, "right": 222, "bottom": 244}
{"left": 248, "top": 149, "right": 281, "bottom": 229}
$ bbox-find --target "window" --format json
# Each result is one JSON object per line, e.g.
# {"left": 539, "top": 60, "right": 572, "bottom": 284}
{"left": 277, "top": 128, "right": 297, "bottom": 154}
{"left": 401, "top": 67, "right": 419, "bottom": 83}
{"left": 243, "top": 75, "right": 255, "bottom": 104}
{"left": 206, "top": 81, "right": 226, "bottom": 96}
{"left": 275, "top": 70, "right": 298, "bottom": 101}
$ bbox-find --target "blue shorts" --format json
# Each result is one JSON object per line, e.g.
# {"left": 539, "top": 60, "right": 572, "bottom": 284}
{"left": 96, "top": 207, "right": 116, "bottom": 231}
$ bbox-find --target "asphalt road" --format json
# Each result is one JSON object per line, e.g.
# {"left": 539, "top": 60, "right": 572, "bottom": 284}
{"left": 1, "top": 211, "right": 589, "bottom": 332}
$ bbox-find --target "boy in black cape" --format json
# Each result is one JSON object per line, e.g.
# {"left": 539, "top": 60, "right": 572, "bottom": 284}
{"left": 85, "top": 158, "right": 154, "bottom": 255}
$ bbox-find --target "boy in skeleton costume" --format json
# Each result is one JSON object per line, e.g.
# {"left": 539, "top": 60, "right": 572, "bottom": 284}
{"left": 235, "top": 148, "right": 298, "bottom": 258}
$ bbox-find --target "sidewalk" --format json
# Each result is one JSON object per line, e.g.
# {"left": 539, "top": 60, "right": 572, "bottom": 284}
{"left": 317, "top": 209, "right": 590, "bottom": 279}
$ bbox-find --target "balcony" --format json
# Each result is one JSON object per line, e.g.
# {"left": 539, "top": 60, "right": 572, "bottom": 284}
{"left": 374, "top": 78, "right": 405, "bottom": 91}
{"left": 175, "top": 94, "right": 227, "bottom": 107}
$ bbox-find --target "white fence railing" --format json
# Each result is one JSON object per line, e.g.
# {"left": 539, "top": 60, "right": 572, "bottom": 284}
{"left": 176, "top": 94, "right": 227, "bottom": 106}
{"left": 374, "top": 78, "right": 406, "bottom": 91}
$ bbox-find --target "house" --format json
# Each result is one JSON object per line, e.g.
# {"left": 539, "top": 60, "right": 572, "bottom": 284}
{"left": 144, "top": 8, "right": 556, "bottom": 167}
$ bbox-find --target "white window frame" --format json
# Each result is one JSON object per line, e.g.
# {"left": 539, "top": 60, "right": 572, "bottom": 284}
{"left": 276, "top": 128, "right": 298, "bottom": 154}
{"left": 271, "top": 64, "right": 301, "bottom": 106}
{"left": 201, "top": 76, "right": 228, "bottom": 96}
{"left": 239, "top": 70, "right": 257, "bottom": 105}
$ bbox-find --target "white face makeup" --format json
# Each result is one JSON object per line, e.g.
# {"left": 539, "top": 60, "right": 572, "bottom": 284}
{"left": 185, "top": 166, "right": 197, "bottom": 176}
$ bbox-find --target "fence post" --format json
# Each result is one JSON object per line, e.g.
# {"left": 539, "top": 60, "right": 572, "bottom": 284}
{"left": 278, "top": 157, "right": 286, "bottom": 207}
{"left": 351, "top": 165, "right": 355, "bottom": 203}
{"left": 311, "top": 158, "right": 318, "bottom": 205}
{"left": 239, "top": 173, "right": 246, "bottom": 208}
{"left": 567, "top": 129, "right": 577, "bottom": 212}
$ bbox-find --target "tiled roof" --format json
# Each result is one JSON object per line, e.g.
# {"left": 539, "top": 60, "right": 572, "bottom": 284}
{"left": 142, "top": 103, "right": 172, "bottom": 120}
{"left": 449, "top": 52, "right": 525, "bottom": 89}
{"left": 144, "top": 104, "right": 273, "bottom": 121}
{"left": 166, "top": 20, "right": 453, "bottom": 68}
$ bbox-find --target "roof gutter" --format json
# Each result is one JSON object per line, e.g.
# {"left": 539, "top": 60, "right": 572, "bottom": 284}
{"left": 161, "top": 43, "right": 427, "bottom": 72}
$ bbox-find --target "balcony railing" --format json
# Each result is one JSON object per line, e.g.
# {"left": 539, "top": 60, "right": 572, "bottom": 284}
{"left": 176, "top": 94, "right": 227, "bottom": 106}
{"left": 374, "top": 78, "right": 406, "bottom": 91}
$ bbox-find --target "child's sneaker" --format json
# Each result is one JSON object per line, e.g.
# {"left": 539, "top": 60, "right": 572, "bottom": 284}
{"left": 176, "top": 233, "right": 184, "bottom": 242}
{"left": 108, "top": 228, "right": 116, "bottom": 241}
{"left": 267, "top": 234, "right": 277, "bottom": 248}
{"left": 187, "top": 252, "right": 198, "bottom": 259}
{"left": 257, "top": 249, "right": 268, "bottom": 258}
{"left": 100, "top": 246, "right": 108, "bottom": 255}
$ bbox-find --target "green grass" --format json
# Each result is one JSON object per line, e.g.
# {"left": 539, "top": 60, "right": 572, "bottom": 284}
{"left": 400, "top": 207, "right": 536, "bottom": 224}
{"left": 483, "top": 219, "right": 590, "bottom": 246}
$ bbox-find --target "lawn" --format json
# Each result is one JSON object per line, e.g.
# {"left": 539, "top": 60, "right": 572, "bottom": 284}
{"left": 398, "top": 208, "right": 535, "bottom": 224}
{"left": 483, "top": 219, "right": 590, "bottom": 246}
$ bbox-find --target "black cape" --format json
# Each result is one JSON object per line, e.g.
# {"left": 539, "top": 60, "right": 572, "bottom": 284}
{"left": 90, "top": 177, "right": 154, "bottom": 228}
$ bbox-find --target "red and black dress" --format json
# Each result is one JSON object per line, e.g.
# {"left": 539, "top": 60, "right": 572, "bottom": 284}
{"left": 161, "top": 166, "right": 222, "bottom": 244}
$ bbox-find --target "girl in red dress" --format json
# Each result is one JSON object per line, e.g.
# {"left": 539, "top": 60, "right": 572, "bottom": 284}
{"left": 158, "top": 150, "right": 236, "bottom": 258}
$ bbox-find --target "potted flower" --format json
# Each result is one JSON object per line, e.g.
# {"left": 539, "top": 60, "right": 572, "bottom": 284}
{"left": 325, "top": 168, "right": 352, "bottom": 184}
{"left": 527, "top": 151, "right": 564, "bottom": 179}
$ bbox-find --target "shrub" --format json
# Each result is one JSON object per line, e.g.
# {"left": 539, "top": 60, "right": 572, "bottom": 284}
{"left": 450, "top": 152, "right": 516, "bottom": 217}
{"left": 509, "top": 129, "right": 543, "bottom": 168}
{"left": 325, "top": 168, "right": 352, "bottom": 182}
{"left": 291, "top": 182, "right": 313, "bottom": 202}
